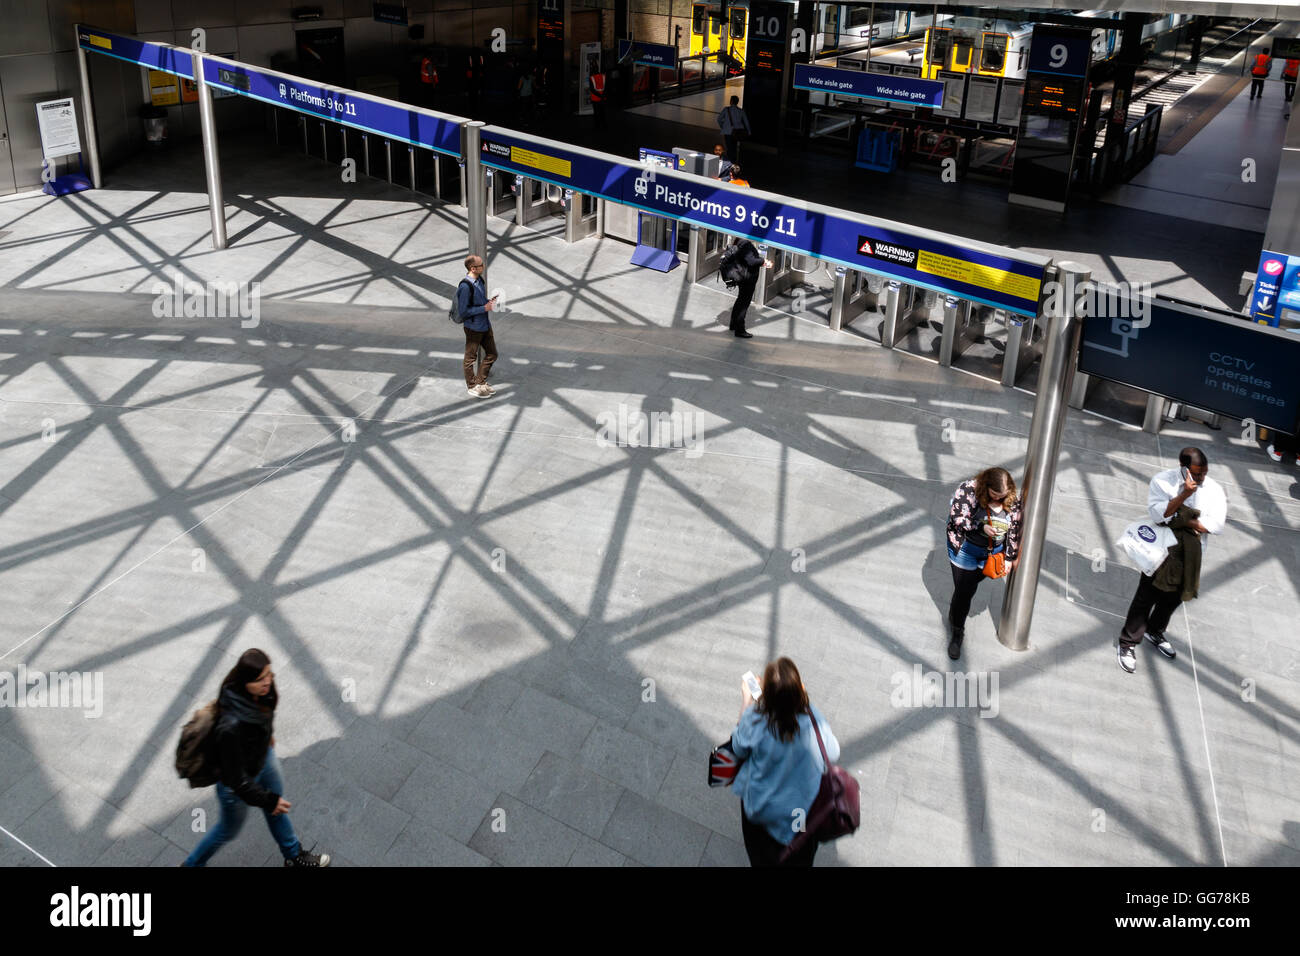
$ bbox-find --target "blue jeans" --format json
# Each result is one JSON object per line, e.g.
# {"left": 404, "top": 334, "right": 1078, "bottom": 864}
{"left": 182, "top": 748, "right": 301, "bottom": 866}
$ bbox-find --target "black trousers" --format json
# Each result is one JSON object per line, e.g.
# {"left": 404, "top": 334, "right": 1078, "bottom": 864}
{"left": 949, "top": 564, "right": 985, "bottom": 637}
{"left": 1120, "top": 573, "right": 1182, "bottom": 648}
{"left": 1250, "top": 77, "right": 1265, "bottom": 98}
{"left": 741, "top": 812, "right": 818, "bottom": 867}
{"left": 730, "top": 277, "right": 758, "bottom": 332}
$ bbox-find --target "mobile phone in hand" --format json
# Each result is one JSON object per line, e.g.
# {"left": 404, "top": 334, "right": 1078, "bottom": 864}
{"left": 742, "top": 671, "right": 762, "bottom": 700}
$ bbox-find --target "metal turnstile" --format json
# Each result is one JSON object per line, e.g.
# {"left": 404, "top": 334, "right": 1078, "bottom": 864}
{"left": 565, "top": 190, "right": 601, "bottom": 242}
{"left": 938, "top": 296, "right": 984, "bottom": 367}
{"left": 756, "top": 246, "right": 798, "bottom": 305}
{"left": 516, "top": 177, "right": 566, "bottom": 228}
{"left": 881, "top": 281, "right": 935, "bottom": 349}
{"left": 830, "top": 269, "right": 884, "bottom": 332}
{"left": 485, "top": 169, "right": 515, "bottom": 218}
{"left": 1001, "top": 311, "right": 1044, "bottom": 386}
{"left": 688, "top": 226, "right": 730, "bottom": 284}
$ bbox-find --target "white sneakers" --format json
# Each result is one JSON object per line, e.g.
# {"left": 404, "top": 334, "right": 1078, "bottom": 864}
{"left": 467, "top": 382, "right": 495, "bottom": 398}
{"left": 1117, "top": 643, "right": 1137, "bottom": 674}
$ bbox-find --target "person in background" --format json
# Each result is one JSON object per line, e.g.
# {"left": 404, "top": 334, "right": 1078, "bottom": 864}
{"left": 945, "top": 467, "right": 1023, "bottom": 661}
{"left": 183, "top": 649, "right": 330, "bottom": 867}
{"left": 517, "top": 66, "right": 536, "bottom": 124}
{"left": 712, "top": 144, "right": 734, "bottom": 181}
{"left": 1117, "top": 447, "right": 1227, "bottom": 674}
{"left": 587, "top": 56, "right": 607, "bottom": 129}
{"left": 717, "top": 95, "right": 751, "bottom": 163}
{"left": 1283, "top": 56, "right": 1298, "bottom": 108}
{"left": 728, "top": 657, "right": 839, "bottom": 867}
{"left": 1250, "top": 46, "right": 1272, "bottom": 100}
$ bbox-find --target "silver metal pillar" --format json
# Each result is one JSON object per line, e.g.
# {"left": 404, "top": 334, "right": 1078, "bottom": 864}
{"left": 361, "top": 134, "right": 370, "bottom": 176}
{"left": 320, "top": 122, "right": 328, "bottom": 161}
{"left": 192, "top": 52, "right": 228, "bottom": 250}
{"left": 459, "top": 161, "right": 468, "bottom": 209}
{"left": 999, "top": 263, "right": 1090, "bottom": 650}
{"left": 385, "top": 140, "right": 393, "bottom": 183}
{"left": 1142, "top": 395, "right": 1167, "bottom": 433}
{"left": 830, "top": 268, "right": 849, "bottom": 331}
{"left": 434, "top": 152, "right": 442, "bottom": 199}
{"left": 465, "top": 121, "right": 487, "bottom": 274}
{"left": 938, "top": 296, "right": 975, "bottom": 366}
{"left": 409, "top": 146, "right": 416, "bottom": 191}
{"left": 881, "top": 280, "right": 926, "bottom": 348}
{"left": 687, "top": 226, "right": 703, "bottom": 283}
{"left": 340, "top": 126, "right": 348, "bottom": 160}
{"left": 74, "top": 26, "right": 103, "bottom": 188}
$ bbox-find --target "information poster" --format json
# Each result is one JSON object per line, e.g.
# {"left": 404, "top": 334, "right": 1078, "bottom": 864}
{"left": 149, "top": 70, "right": 180, "bottom": 106}
{"left": 933, "top": 71, "right": 965, "bottom": 118}
{"left": 965, "top": 76, "right": 999, "bottom": 123}
{"left": 35, "top": 98, "right": 81, "bottom": 159}
{"left": 996, "top": 79, "right": 1023, "bottom": 126}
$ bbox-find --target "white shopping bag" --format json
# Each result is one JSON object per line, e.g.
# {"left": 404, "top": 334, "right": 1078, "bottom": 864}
{"left": 1116, "top": 520, "right": 1176, "bottom": 576}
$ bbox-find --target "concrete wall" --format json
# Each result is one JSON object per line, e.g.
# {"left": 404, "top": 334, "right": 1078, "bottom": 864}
{"left": 0, "top": 0, "right": 140, "bottom": 193}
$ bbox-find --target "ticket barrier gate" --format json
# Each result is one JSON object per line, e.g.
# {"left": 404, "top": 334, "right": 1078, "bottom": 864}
{"left": 564, "top": 191, "right": 602, "bottom": 243}
{"left": 880, "top": 281, "right": 936, "bottom": 349}
{"left": 1000, "top": 310, "right": 1045, "bottom": 387}
{"left": 755, "top": 246, "right": 799, "bottom": 305}
{"left": 938, "top": 296, "right": 983, "bottom": 368}
{"left": 1069, "top": 373, "right": 1168, "bottom": 434}
{"left": 485, "top": 169, "right": 515, "bottom": 218}
{"left": 830, "top": 269, "right": 885, "bottom": 333}
{"left": 515, "top": 176, "right": 566, "bottom": 229}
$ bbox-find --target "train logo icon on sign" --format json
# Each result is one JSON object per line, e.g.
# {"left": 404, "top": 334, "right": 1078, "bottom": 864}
{"left": 279, "top": 83, "right": 286, "bottom": 98}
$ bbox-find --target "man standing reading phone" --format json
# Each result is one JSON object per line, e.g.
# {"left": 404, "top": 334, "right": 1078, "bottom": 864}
{"left": 457, "top": 254, "right": 499, "bottom": 398}
{"left": 1117, "top": 447, "right": 1228, "bottom": 674}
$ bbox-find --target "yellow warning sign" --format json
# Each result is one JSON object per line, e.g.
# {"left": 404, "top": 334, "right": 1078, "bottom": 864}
{"left": 916, "top": 250, "right": 1041, "bottom": 302}
{"left": 149, "top": 71, "right": 180, "bottom": 106}
{"left": 84, "top": 34, "right": 112, "bottom": 50}
{"left": 510, "top": 146, "right": 571, "bottom": 179}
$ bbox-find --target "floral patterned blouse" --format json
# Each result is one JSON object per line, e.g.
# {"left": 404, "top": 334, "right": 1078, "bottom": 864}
{"left": 947, "top": 479, "right": 1023, "bottom": 560}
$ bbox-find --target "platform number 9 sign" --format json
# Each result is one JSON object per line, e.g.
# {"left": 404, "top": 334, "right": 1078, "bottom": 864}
{"left": 1049, "top": 43, "right": 1069, "bottom": 69}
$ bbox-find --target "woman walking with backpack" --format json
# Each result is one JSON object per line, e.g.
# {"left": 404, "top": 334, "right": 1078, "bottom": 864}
{"left": 728, "top": 657, "right": 840, "bottom": 867}
{"left": 945, "top": 467, "right": 1022, "bottom": 661}
{"left": 182, "top": 649, "right": 330, "bottom": 867}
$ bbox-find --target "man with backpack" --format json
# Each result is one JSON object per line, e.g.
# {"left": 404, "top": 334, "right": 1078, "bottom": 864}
{"left": 452, "top": 254, "right": 499, "bottom": 397}
{"left": 720, "top": 239, "right": 771, "bottom": 338}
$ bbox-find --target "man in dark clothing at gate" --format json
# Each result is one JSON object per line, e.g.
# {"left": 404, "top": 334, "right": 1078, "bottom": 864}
{"left": 727, "top": 240, "right": 772, "bottom": 338}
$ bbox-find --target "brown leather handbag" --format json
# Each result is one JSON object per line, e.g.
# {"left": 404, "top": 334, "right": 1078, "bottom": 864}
{"left": 778, "top": 715, "right": 860, "bottom": 863}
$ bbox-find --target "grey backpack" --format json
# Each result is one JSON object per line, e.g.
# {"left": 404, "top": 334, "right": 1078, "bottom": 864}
{"left": 449, "top": 278, "right": 472, "bottom": 323}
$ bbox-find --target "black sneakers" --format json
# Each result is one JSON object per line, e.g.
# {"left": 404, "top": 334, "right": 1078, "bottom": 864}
{"left": 1146, "top": 631, "right": 1177, "bottom": 659}
{"left": 285, "top": 845, "right": 331, "bottom": 868}
{"left": 947, "top": 632, "right": 963, "bottom": 661}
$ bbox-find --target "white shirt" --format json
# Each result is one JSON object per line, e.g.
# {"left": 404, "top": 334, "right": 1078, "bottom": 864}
{"left": 1147, "top": 467, "right": 1227, "bottom": 553}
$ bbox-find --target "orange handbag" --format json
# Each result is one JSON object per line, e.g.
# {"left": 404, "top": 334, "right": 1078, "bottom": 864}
{"left": 983, "top": 550, "right": 1006, "bottom": 579}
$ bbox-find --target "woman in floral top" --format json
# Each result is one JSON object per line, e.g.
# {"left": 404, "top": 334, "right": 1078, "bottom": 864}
{"left": 946, "top": 467, "right": 1023, "bottom": 660}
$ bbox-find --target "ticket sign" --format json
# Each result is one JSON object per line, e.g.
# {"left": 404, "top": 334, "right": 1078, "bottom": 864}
{"left": 793, "top": 63, "right": 944, "bottom": 107}
{"left": 1080, "top": 291, "right": 1300, "bottom": 434}
{"left": 477, "top": 127, "right": 1047, "bottom": 315}
{"left": 201, "top": 57, "right": 464, "bottom": 156}
{"left": 77, "top": 27, "right": 194, "bottom": 78}
{"left": 1251, "top": 250, "right": 1286, "bottom": 325}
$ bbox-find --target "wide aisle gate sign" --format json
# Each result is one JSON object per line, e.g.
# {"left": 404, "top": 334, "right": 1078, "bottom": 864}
{"left": 478, "top": 127, "right": 1046, "bottom": 315}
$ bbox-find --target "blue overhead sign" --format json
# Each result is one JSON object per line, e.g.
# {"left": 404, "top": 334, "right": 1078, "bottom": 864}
{"left": 1080, "top": 291, "right": 1300, "bottom": 434}
{"left": 201, "top": 57, "right": 464, "bottom": 156}
{"left": 793, "top": 63, "right": 944, "bottom": 107}
{"left": 1250, "top": 250, "right": 1286, "bottom": 325}
{"left": 77, "top": 27, "right": 194, "bottom": 78}
{"left": 478, "top": 127, "right": 1046, "bottom": 315}
{"left": 618, "top": 39, "right": 677, "bottom": 69}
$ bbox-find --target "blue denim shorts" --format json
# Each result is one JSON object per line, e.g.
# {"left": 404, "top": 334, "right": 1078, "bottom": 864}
{"left": 948, "top": 538, "right": 1003, "bottom": 571}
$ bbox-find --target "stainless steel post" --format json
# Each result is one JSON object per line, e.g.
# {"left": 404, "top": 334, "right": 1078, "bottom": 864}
{"left": 687, "top": 225, "right": 702, "bottom": 282}
{"left": 361, "top": 134, "right": 370, "bottom": 176}
{"left": 192, "top": 52, "right": 228, "bottom": 250}
{"left": 755, "top": 243, "right": 770, "bottom": 301}
{"left": 74, "top": 26, "right": 103, "bottom": 189}
{"left": 340, "top": 126, "right": 348, "bottom": 160}
{"left": 434, "top": 152, "right": 442, "bottom": 199}
{"left": 459, "top": 161, "right": 467, "bottom": 208}
{"left": 409, "top": 146, "right": 416, "bottom": 191}
{"left": 830, "top": 267, "right": 847, "bottom": 331}
{"left": 320, "top": 122, "right": 328, "bottom": 161}
{"left": 385, "top": 140, "right": 393, "bottom": 183}
{"left": 999, "top": 263, "right": 1089, "bottom": 650}
{"left": 465, "top": 121, "right": 487, "bottom": 275}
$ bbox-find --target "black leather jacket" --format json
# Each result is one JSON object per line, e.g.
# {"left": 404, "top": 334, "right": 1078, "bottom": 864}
{"left": 213, "top": 686, "right": 280, "bottom": 811}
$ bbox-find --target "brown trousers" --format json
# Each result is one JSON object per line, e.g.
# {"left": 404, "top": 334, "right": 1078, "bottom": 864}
{"left": 463, "top": 327, "right": 498, "bottom": 387}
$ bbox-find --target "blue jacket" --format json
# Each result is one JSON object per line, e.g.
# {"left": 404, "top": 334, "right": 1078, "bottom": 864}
{"left": 457, "top": 275, "right": 491, "bottom": 333}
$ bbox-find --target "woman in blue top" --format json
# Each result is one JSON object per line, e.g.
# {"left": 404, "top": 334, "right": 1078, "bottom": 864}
{"left": 729, "top": 657, "right": 839, "bottom": 867}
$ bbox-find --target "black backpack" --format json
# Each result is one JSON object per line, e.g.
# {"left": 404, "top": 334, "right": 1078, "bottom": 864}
{"left": 175, "top": 700, "right": 221, "bottom": 788}
{"left": 448, "top": 278, "right": 473, "bottom": 323}
{"left": 719, "top": 243, "right": 746, "bottom": 288}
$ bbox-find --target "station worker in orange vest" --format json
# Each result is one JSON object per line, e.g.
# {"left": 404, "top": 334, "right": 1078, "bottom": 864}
{"left": 1250, "top": 47, "right": 1272, "bottom": 100}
